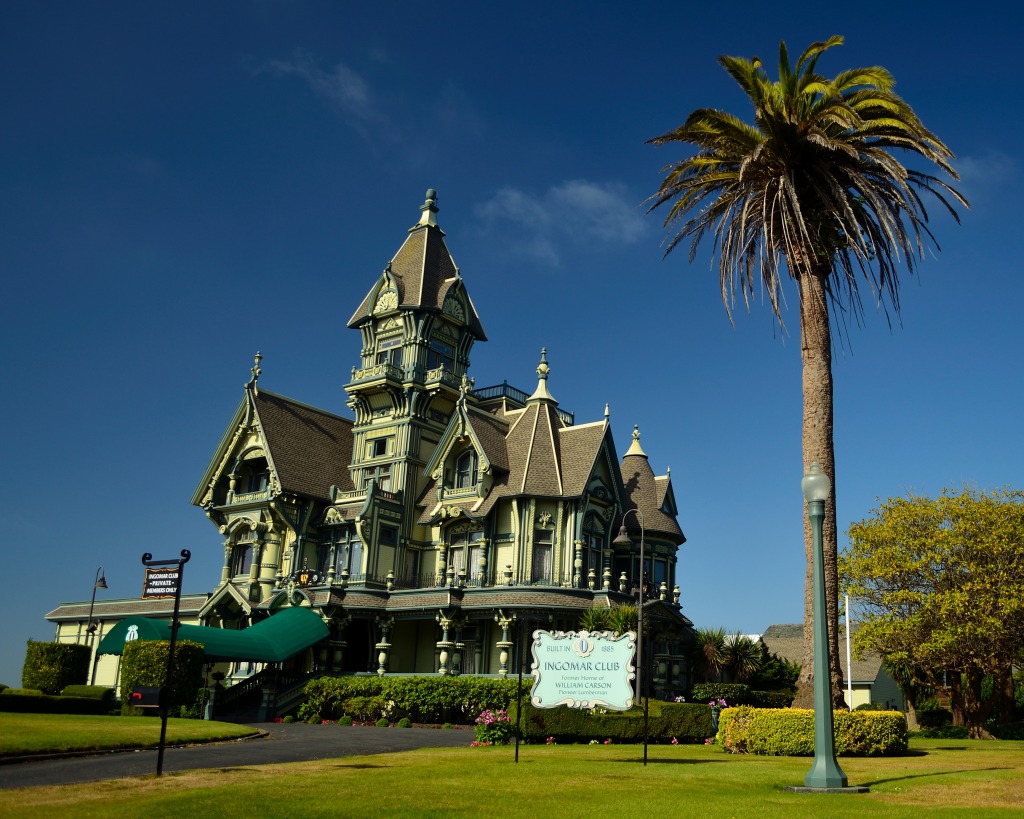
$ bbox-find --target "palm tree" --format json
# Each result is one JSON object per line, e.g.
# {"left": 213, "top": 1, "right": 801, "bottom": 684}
{"left": 723, "top": 633, "right": 764, "bottom": 683}
{"left": 691, "top": 626, "right": 728, "bottom": 684}
{"left": 647, "top": 36, "right": 965, "bottom": 706}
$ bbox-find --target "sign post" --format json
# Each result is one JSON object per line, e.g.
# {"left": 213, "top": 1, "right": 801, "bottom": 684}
{"left": 141, "top": 549, "right": 191, "bottom": 777}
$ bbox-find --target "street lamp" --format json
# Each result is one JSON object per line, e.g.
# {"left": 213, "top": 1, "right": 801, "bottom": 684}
{"left": 800, "top": 463, "right": 855, "bottom": 791}
{"left": 613, "top": 509, "right": 648, "bottom": 765}
{"left": 86, "top": 567, "right": 108, "bottom": 685}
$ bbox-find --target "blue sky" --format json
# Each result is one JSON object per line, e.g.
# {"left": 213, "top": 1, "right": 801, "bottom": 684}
{"left": 1, "top": 2, "right": 1019, "bottom": 686}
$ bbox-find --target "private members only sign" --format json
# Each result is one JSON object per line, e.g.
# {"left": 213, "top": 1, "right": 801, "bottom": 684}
{"left": 530, "top": 630, "right": 636, "bottom": 711}
{"left": 142, "top": 566, "right": 182, "bottom": 599}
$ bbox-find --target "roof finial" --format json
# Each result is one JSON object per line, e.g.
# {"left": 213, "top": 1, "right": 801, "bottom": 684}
{"left": 417, "top": 188, "right": 439, "bottom": 228}
{"left": 604, "top": 403, "right": 610, "bottom": 420}
{"left": 624, "top": 424, "right": 647, "bottom": 457}
{"left": 527, "top": 347, "right": 556, "bottom": 403}
{"left": 247, "top": 351, "right": 262, "bottom": 394}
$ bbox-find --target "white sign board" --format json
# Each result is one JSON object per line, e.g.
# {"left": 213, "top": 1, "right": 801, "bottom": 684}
{"left": 530, "top": 630, "right": 636, "bottom": 711}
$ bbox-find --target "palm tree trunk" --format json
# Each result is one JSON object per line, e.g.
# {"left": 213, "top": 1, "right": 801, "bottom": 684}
{"left": 791, "top": 267, "right": 846, "bottom": 710}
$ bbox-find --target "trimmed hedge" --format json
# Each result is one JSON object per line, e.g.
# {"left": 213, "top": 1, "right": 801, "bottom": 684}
{"left": 718, "top": 706, "right": 908, "bottom": 756}
{"left": 0, "top": 692, "right": 109, "bottom": 715}
{"left": 300, "top": 676, "right": 520, "bottom": 724}
{"left": 61, "top": 685, "right": 116, "bottom": 703}
{"left": 22, "top": 641, "right": 90, "bottom": 694}
{"left": 689, "top": 683, "right": 793, "bottom": 709}
{"left": 509, "top": 700, "right": 714, "bottom": 743}
{"left": 120, "top": 640, "right": 204, "bottom": 713}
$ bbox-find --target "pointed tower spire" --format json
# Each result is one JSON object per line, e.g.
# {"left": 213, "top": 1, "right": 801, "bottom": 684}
{"left": 528, "top": 347, "right": 557, "bottom": 403}
{"left": 414, "top": 188, "right": 440, "bottom": 231}
{"left": 624, "top": 424, "right": 647, "bottom": 457}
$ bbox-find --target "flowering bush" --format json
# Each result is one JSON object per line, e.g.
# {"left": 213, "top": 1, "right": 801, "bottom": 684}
{"left": 673, "top": 695, "right": 686, "bottom": 703}
{"left": 474, "top": 709, "right": 516, "bottom": 745}
{"left": 709, "top": 699, "right": 728, "bottom": 708}
{"left": 546, "top": 736, "right": 556, "bottom": 745}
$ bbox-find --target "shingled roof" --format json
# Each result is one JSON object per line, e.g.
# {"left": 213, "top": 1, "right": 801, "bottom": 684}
{"left": 254, "top": 390, "right": 354, "bottom": 501}
{"left": 619, "top": 426, "right": 685, "bottom": 543}
{"left": 761, "top": 623, "right": 885, "bottom": 684}
{"left": 347, "top": 190, "right": 486, "bottom": 339}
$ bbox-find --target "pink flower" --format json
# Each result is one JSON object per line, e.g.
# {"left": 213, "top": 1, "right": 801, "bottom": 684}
{"left": 671, "top": 737, "right": 679, "bottom": 745}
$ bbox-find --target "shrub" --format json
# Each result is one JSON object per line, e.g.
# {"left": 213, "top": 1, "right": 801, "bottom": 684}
{"left": 397, "top": 717, "right": 413, "bottom": 728}
{"left": 119, "top": 640, "right": 204, "bottom": 714}
{"left": 0, "top": 693, "right": 108, "bottom": 715}
{"left": 61, "top": 685, "right": 116, "bottom": 703}
{"left": 854, "top": 702, "right": 886, "bottom": 711}
{"left": 375, "top": 717, "right": 390, "bottom": 727}
{"left": 300, "top": 675, "right": 519, "bottom": 724}
{"left": 691, "top": 683, "right": 750, "bottom": 703}
{"left": 991, "top": 721, "right": 1024, "bottom": 740}
{"left": 474, "top": 709, "right": 515, "bottom": 745}
{"left": 915, "top": 698, "right": 953, "bottom": 728}
{"left": 718, "top": 706, "right": 908, "bottom": 756}
{"left": 508, "top": 700, "right": 714, "bottom": 744}
{"left": 22, "top": 641, "right": 90, "bottom": 694}
{"left": 690, "top": 683, "right": 791, "bottom": 709}
{"left": 916, "top": 725, "right": 968, "bottom": 739}
{"left": 340, "top": 696, "right": 387, "bottom": 722}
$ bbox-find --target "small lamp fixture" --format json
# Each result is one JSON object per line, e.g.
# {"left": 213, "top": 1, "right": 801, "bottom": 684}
{"left": 612, "top": 524, "right": 631, "bottom": 548}
{"left": 801, "top": 462, "right": 832, "bottom": 503}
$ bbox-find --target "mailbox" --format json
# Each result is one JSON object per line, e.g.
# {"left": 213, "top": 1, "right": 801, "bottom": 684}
{"left": 130, "top": 686, "right": 167, "bottom": 709}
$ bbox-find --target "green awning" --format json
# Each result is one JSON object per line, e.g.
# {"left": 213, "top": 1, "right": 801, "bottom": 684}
{"left": 96, "top": 606, "right": 329, "bottom": 663}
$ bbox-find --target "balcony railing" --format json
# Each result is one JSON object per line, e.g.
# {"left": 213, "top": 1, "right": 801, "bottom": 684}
{"left": 225, "top": 488, "right": 272, "bottom": 505}
{"left": 350, "top": 362, "right": 403, "bottom": 383}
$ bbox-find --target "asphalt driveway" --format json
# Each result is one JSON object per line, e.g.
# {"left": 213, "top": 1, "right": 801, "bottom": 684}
{"left": 0, "top": 723, "right": 474, "bottom": 790}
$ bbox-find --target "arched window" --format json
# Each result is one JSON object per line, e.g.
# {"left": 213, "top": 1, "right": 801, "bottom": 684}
{"left": 232, "top": 543, "right": 253, "bottom": 576}
{"left": 455, "top": 450, "right": 478, "bottom": 489}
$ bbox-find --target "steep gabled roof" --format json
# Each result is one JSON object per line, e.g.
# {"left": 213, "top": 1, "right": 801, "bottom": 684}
{"left": 192, "top": 386, "right": 354, "bottom": 507}
{"left": 252, "top": 390, "right": 354, "bottom": 501}
{"left": 619, "top": 425, "right": 685, "bottom": 543}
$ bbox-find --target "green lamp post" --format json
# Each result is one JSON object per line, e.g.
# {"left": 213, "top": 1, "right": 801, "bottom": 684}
{"left": 801, "top": 462, "right": 850, "bottom": 790}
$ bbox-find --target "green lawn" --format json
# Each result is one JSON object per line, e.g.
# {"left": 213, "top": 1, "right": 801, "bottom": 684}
{"left": 0, "top": 730, "right": 1021, "bottom": 817}
{"left": 0, "top": 713, "right": 258, "bottom": 757}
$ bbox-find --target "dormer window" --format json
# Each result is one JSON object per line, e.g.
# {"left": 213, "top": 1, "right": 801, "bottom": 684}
{"left": 455, "top": 450, "right": 478, "bottom": 489}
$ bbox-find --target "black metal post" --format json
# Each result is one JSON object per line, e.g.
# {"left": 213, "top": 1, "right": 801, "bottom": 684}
{"left": 142, "top": 549, "right": 191, "bottom": 777}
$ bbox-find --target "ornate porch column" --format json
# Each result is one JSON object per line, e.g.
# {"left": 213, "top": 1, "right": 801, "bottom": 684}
{"left": 375, "top": 616, "right": 394, "bottom": 676}
{"left": 573, "top": 540, "right": 583, "bottom": 588}
{"left": 436, "top": 612, "right": 455, "bottom": 675}
{"left": 495, "top": 611, "right": 515, "bottom": 677}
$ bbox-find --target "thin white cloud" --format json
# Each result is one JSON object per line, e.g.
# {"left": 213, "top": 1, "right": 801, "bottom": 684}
{"left": 264, "top": 50, "right": 394, "bottom": 142}
{"left": 475, "top": 181, "right": 648, "bottom": 266}
{"left": 954, "top": 150, "right": 1017, "bottom": 207}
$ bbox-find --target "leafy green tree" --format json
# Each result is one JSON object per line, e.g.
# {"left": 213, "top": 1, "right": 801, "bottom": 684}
{"left": 841, "top": 487, "right": 1024, "bottom": 738}
{"left": 745, "top": 641, "right": 800, "bottom": 693}
{"left": 647, "top": 36, "right": 965, "bottom": 707}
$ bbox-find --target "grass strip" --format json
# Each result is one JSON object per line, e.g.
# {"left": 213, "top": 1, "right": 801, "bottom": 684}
{"left": 0, "top": 738, "right": 1021, "bottom": 817}
{"left": 0, "top": 714, "right": 257, "bottom": 757}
